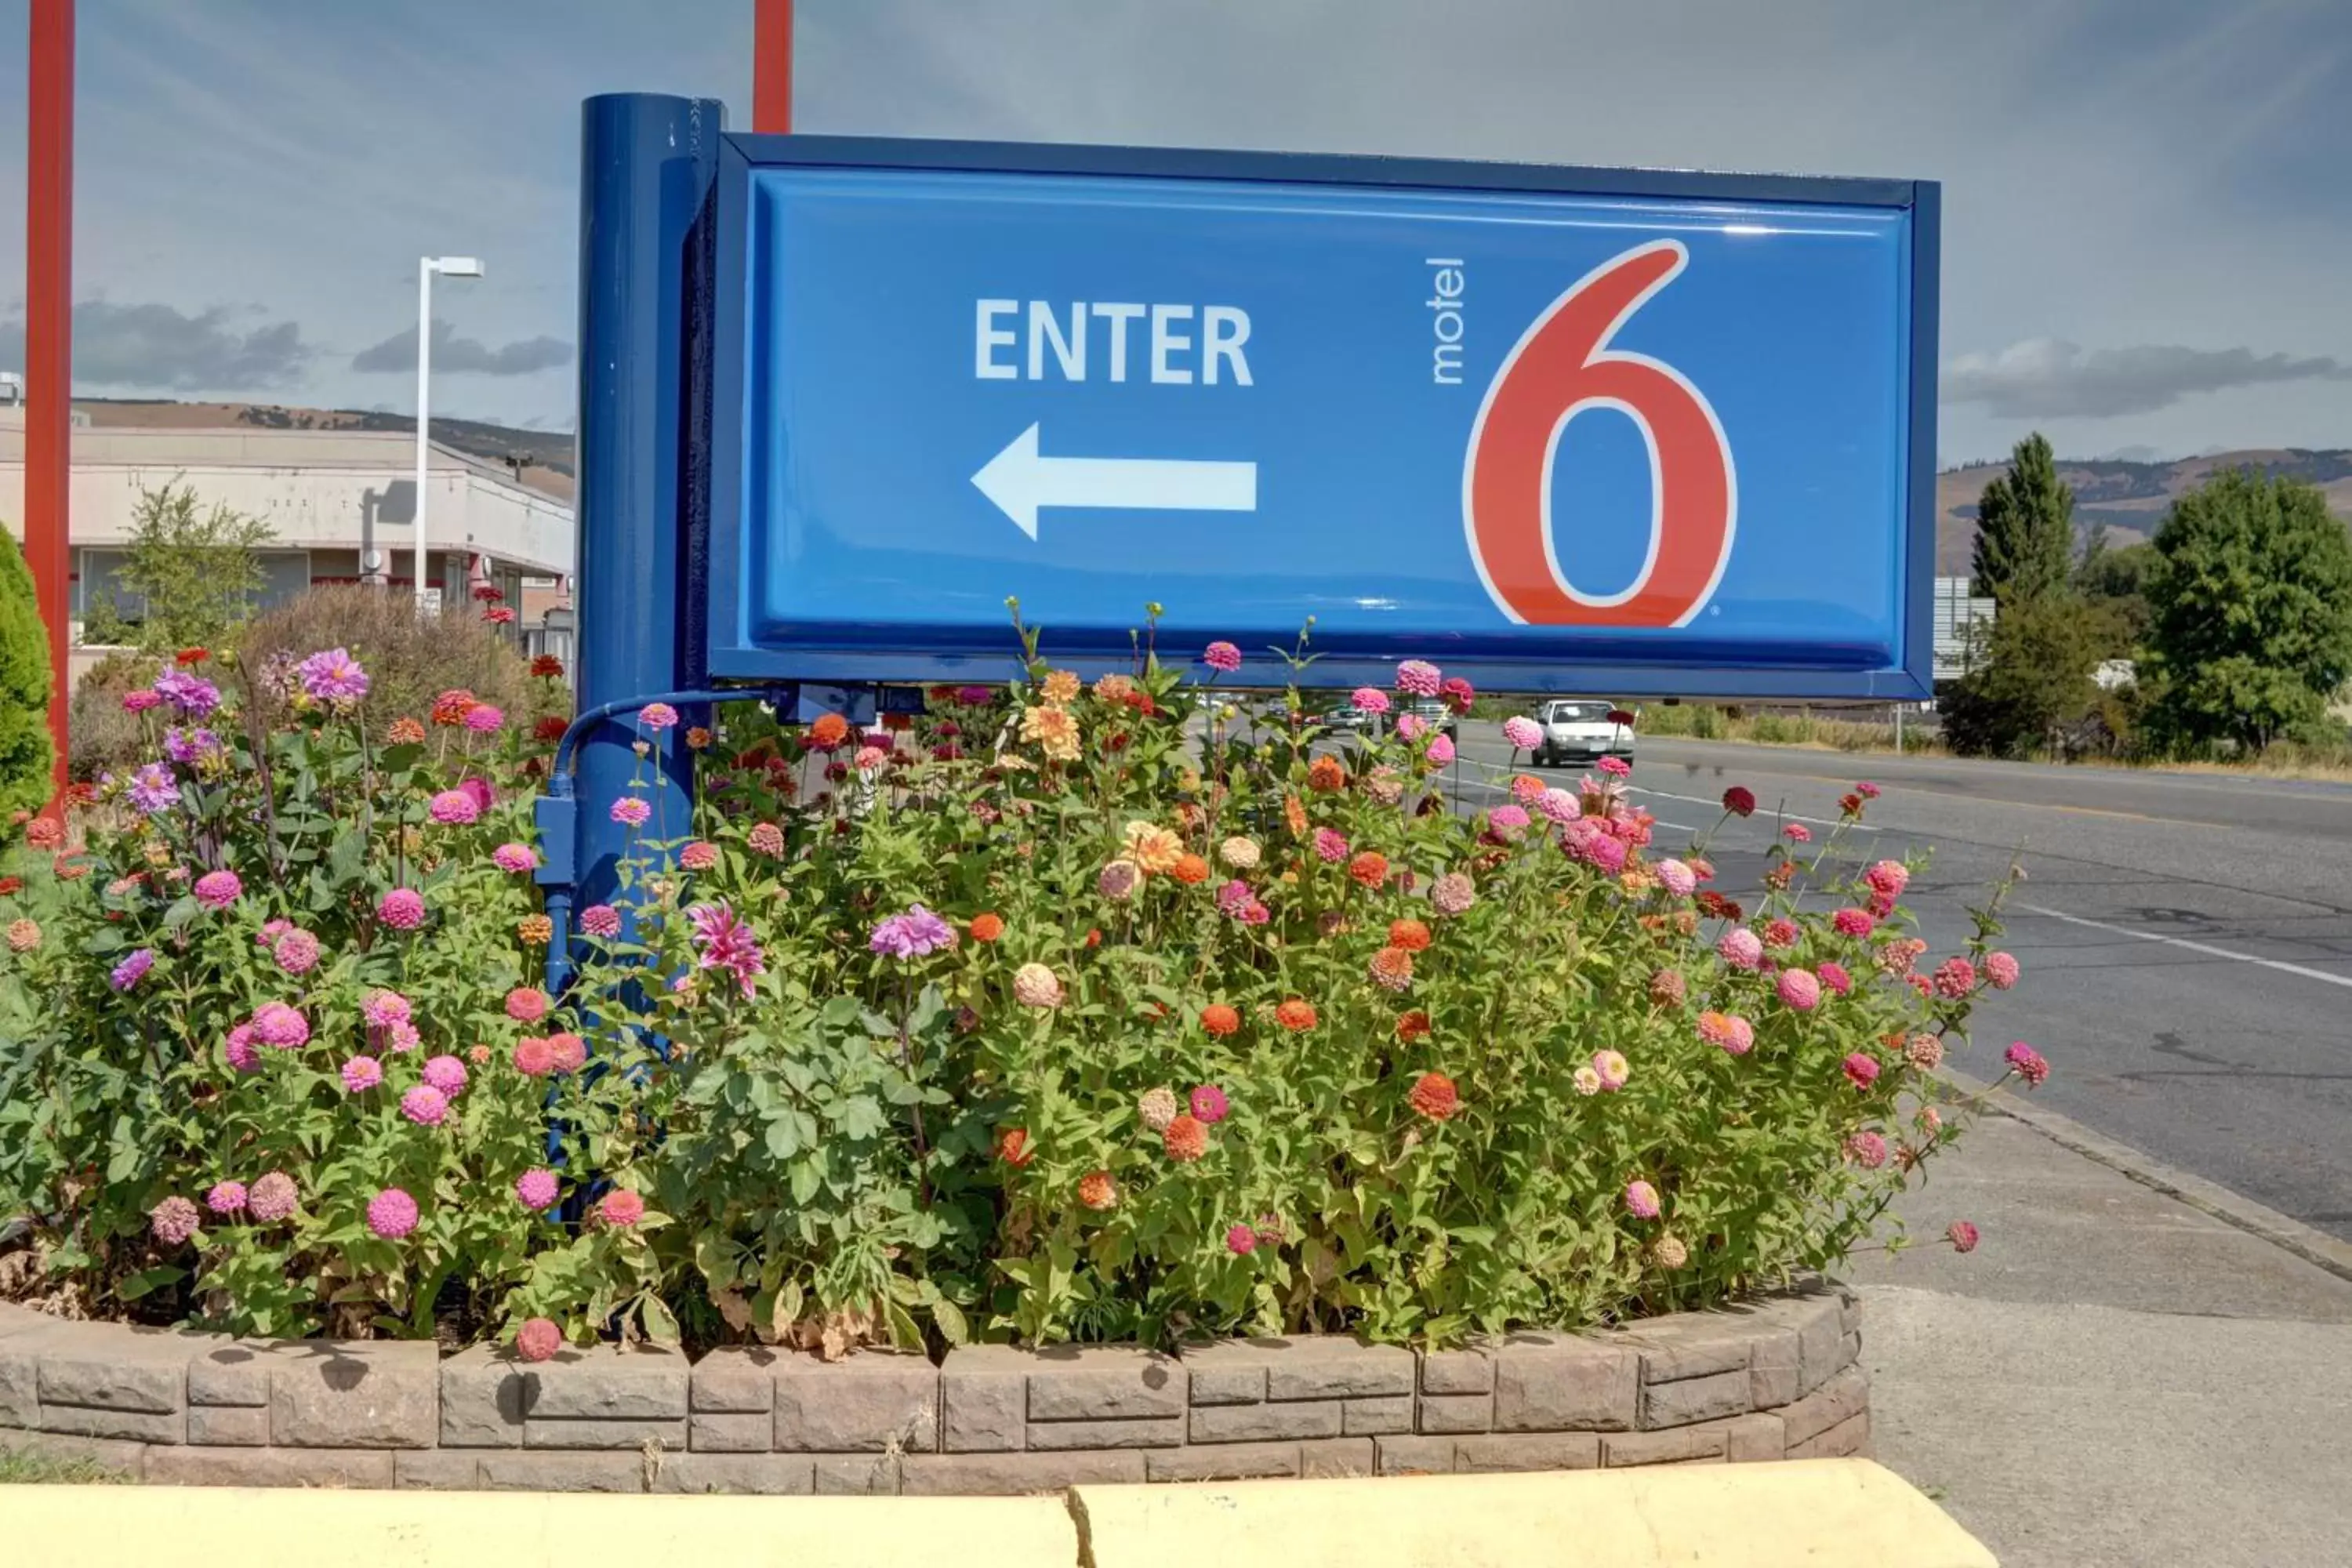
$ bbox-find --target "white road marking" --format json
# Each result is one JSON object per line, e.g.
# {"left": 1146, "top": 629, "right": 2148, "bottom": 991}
{"left": 2016, "top": 903, "right": 2352, "bottom": 992}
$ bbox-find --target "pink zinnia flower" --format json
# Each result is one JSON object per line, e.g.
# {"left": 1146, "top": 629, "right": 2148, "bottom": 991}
{"left": 1201, "top": 641, "right": 1243, "bottom": 673}
{"left": 429, "top": 789, "right": 481, "bottom": 825}
{"left": 1777, "top": 968, "right": 1822, "bottom": 1011}
{"left": 1784, "top": 823, "right": 1813, "bottom": 844}
{"left": 151, "top": 1196, "right": 201, "bottom": 1247}
{"left": 223, "top": 1025, "right": 260, "bottom": 1073}
{"left": 1592, "top": 1049, "right": 1630, "bottom": 1091}
{"left": 638, "top": 702, "right": 680, "bottom": 733}
{"left": 423, "top": 1054, "right": 469, "bottom": 1098}
{"left": 1932, "top": 957, "right": 1977, "bottom": 999}
{"left": 1842, "top": 1052, "right": 1881, "bottom": 1090}
{"left": 1596, "top": 755, "right": 1632, "bottom": 778}
{"left": 386, "top": 1021, "right": 420, "bottom": 1054}
{"left": 193, "top": 869, "right": 242, "bottom": 909}
{"left": 1488, "top": 803, "right": 1530, "bottom": 837}
{"left": 506, "top": 987, "right": 550, "bottom": 1024}
{"left": 463, "top": 704, "right": 505, "bottom": 734}
{"left": 1226, "top": 1223, "right": 1258, "bottom": 1256}
{"left": 1313, "top": 827, "right": 1349, "bottom": 863}
{"left": 610, "top": 796, "right": 652, "bottom": 827}
{"left": 366, "top": 1188, "right": 420, "bottom": 1240}
{"left": 205, "top": 1180, "right": 248, "bottom": 1216}
{"left": 1831, "top": 908, "right": 1875, "bottom": 938}
{"left": 1864, "top": 860, "right": 1910, "bottom": 901}
{"left": 1697, "top": 1011, "right": 1755, "bottom": 1056}
{"left": 1984, "top": 951, "right": 2020, "bottom": 989}
{"left": 1818, "top": 961, "right": 1853, "bottom": 996}
{"left": 1857, "top": 782, "right": 1882, "bottom": 800}
{"left": 271, "top": 928, "right": 321, "bottom": 975}
{"left": 122, "top": 688, "right": 163, "bottom": 714}
{"left": 680, "top": 840, "right": 720, "bottom": 871}
{"left": 252, "top": 1002, "right": 310, "bottom": 1048}
{"left": 1717, "top": 927, "right": 1765, "bottom": 970}
{"left": 248, "top": 1171, "right": 298, "bottom": 1222}
{"left": 1501, "top": 717, "right": 1543, "bottom": 751}
{"left": 1653, "top": 858, "right": 1697, "bottom": 898}
{"left": 1536, "top": 787, "right": 1578, "bottom": 825}
{"left": 600, "top": 1189, "right": 646, "bottom": 1228}
{"left": 513, "top": 1036, "right": 556, "bottom": 1076}
{"left": 492, "top": 842, "right": 538, "bottom": 874}
{"left": 1946, "top": 1220, "right": 1980, "bottom": 1254}
{"left": 514, "top": 1168, "right": 559, "bottom": 1210}
{"left": 377, "top": 887, "right": 426, "bottom": 929}
{"left": 687, "top": 902, "right": 766, "bottom": 997}
{"left": 580, "top": 904, "right": 622, "bottom": 938}
{"left": 1189, "top": 1084, "right": 1230, "bottom": 1124}
{"left": 1429, "top": 872, "right": 1476, "bottom": 916}
{"left": 1624, "top": 1180, "right": 1661, "bottom": 1219}
{"left": 515, "top": 1318, "right": 563, "bottom": 1363}
{"left": 363, "top": 989, "right": 412, "bottom": 1029}
{"left": 1396, "top": 712, "right": 1426, "bottom": 741}
{"left": 339, "top": 1056, "right": 383, "bottom": 1093}
{"left": 1351, "top": 687, "right": 1392, "bottom": 717}
{"left": 2004, "top": 1041, "right": 2050, "bottom": 1087}
{"left": 401, "top": 1086, "right": 449, "bottom": 1127}
{"left": 1845, "top": 1131, "right": 1889, "bottom": 1169}
{"left": 547, "top": 1033, "right": 587, "bottom": 1073}
{"left": 1427, "top": 734, "right": 1455, "bottom": 765}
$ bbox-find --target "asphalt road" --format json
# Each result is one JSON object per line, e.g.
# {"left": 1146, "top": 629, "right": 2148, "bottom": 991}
{"left": 1443, "top": 734, "right": 2352, "bottom": 1243}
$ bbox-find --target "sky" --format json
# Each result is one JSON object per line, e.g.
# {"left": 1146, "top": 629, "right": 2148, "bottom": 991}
{"left": 1, "top": 0, "right": 2347, "bottom": 464}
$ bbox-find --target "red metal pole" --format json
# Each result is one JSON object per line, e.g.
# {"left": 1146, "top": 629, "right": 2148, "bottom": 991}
{"left": 26, "top": 0, "right": 73, "bottom": 800}
{"left": 753, "top": 0, "right": 792, "bottom": 133}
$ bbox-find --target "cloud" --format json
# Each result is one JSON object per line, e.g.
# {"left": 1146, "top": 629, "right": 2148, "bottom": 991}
{"left": 1941, "top": 338, "right": 2352, "bottom": 420}
{"left": 0, "top": 301, "right": 312, "bottom": 390}
{"left": 351, "top": 320, "right": 572, "bottom": 377}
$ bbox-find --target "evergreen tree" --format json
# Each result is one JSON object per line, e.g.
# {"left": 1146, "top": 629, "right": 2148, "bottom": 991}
{"left": 2147, "top": 468, "right": 2352, "bottom": 753}
{"left": 0, "top": 526, "right": 56, "bottom": 813}
{"left": 1969, "top": 433, "right": 2076, "bottom": 604}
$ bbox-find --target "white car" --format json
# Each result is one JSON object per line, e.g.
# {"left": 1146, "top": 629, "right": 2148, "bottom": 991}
{"left": 1534, "top": 699, "right": 1634, "bottom": 767}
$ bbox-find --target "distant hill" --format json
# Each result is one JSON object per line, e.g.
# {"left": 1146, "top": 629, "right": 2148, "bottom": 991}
{"left": 72, "top": 398, "right": 575, "bottom": 501}
{"left": 1935, "top": 448, "right": 2352, "bottom": 575}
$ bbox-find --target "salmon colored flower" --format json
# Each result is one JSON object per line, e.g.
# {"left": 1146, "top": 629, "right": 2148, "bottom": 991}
{"left": 1348, "top": 851, "right": 1389, "bottom": 890}
{"left": 1078, "top": 1169, "right": 1119, "bottom": 1210}
{"left": 1369, "top": 946, "right": 1414, "bottom": 993}
{"left": 996, "top": 1127, "right": 1035, "bottom": 1168}
{"left": 1396, "top": 1010, "right": 1432, "bottom": 1043}
{"left": 1020, "top": 703, "right": 1080, "bottom": 762}
{"left": 1040, "top": 669, "right": 1081, "bottom": 706}
{"left": 1163, "top": 1114, "right": 1210, "bottom": 1162}
{"left": 1275, "top": 998, "right": 1318, "bottom": 1032}
{"left": 1408, "top": 1072, "right": 1461, "bottom": 1122}
{"left": 1200, "top": 1003, "right": 1241, "bottom": 1036}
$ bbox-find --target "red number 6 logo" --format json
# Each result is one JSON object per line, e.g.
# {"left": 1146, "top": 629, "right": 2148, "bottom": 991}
{"left": 1462, "top": 239, "right": 1737, "bottom": 627}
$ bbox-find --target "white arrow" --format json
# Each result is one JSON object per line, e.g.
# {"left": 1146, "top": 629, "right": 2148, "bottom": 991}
{"left": 972, "top": 423, "right": 1258, "bottom": 540}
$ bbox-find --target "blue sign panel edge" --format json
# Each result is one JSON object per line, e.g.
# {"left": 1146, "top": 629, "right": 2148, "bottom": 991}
{"left": 704, "top": 134, "right": 1940, "bottom": 701}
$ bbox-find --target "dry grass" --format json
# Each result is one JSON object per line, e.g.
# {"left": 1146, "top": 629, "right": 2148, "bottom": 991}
{"left": 236, "top": 586, "right": 551, "bottom": 731}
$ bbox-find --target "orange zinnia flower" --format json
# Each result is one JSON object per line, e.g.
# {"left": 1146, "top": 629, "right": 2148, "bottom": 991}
{"left": 996, "top": 1127, "right": 1035, "bottom": 1167}
{"left": 809, "top": 712, "right": 850, "bottom": 749}
{"left": 1275, "top": 998, "right": 1318, "bottom": 1032}
{"left": 1348, "top": 851, "right": 1389, "bottom": 890}
{"left": 1283, "top": 794, "right": 1308, "bottom": 837}
{"left": 1408, "top": 1072, "right": 1461, "bottom": 1122}
{"left": 1200, "top": 1004, "right": 1241, "bottom": 1036}
{"left": 1388, "top": 918, "right": 1431, "bottom": 952}
{"left": 1077, "top": 1169, "right": 1118, "bottom": 1209}
{"left": 1163, "top": 1115, "right": 1210, "bottom": 1162}
{"left": 1395, "top": 1010, "right": 1432, "bottom": 1043}
{"left": 970, "top": 913, "right": 1004, "bottom": 942}
{"left": 1171, "top": 852, "right": 1210, "bottom": 885}
{"left": 1308, "top": 756, "right": 1347, "bottom": 793}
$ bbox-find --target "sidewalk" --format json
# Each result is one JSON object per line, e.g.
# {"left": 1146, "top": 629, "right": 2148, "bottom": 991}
{"left": 1847, "top": 1109, "right": 2352, "bottom": 1566}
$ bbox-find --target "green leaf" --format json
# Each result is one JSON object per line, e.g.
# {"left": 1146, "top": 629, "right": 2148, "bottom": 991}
{"left": 117, "top": 1265, "right": 186, "bottom": 1301}
{"left": 884, "top": 1298, "right": 924, "bottom": 1351}
{"left": 639, "top": 1294, "right": 681, "bottom": 1346}
{"left": 931, "top": 1296, "right": 969, "bottom": 1346}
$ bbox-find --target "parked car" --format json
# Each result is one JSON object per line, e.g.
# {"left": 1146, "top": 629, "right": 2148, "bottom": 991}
{"left": 1321, "top": 701, "right": 1373, "bottom": 735}
{"left": 1403, "top": 697, "right": 1461, "bottom": 740}
{"left": 1534, "top": 699, "right": 1635, "bottom": 766}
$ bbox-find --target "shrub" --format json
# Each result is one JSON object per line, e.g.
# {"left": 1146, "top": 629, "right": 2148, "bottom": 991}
{"left": 66, "top": 649, "right": 161, "bottom": 784}
{"left": 0, "top": 625, "right": 2040, "bottom": 1354}
{"left": 0, "top": 526, "right": 54, "bottom": 814}
{"left": 237, "top": 586, "right": 551, "bottom": 735}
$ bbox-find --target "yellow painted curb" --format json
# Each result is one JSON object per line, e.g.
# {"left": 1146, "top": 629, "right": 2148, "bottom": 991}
{"left": 2, "top": 1486, "right": 1080, "bottom": 1568}
{"left": 1073, "top": 1460, "right": 1997, "bottom": 1568}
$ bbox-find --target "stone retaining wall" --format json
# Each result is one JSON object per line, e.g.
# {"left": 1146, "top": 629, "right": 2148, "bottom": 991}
{"left": 0, "top": 1283, "right": 1866, "bottom": 1493}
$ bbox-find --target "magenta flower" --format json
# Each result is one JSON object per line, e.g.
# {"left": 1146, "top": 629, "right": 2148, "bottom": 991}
{"left": 1818, "top": 960, "right": 1853, "bottom": 996}
{"left": 2004, "top": 1041, "right": 2050, "bottom": 1087}
{"left": 492, "top": 843, "right": 538, "bottom": 874}
{"left": 1396, "top": 660, "right": 1442, "bottom": 698}
{"left": 1501, "top": 717, "right": 1543, "bottom": 750}
{"left": 463, "top": 704, "right": 505, "bottom": 734}
{"left": 687, "top": 901, "right": 766, "bottom": 997}
{"left": 429, "top": 789, "right": 481, "bottom": 825}
{"left": 248, "top": 1171, "right": 298, "bottom": 1222}
{"left": 1777, "top": 968, "right": 1822, "bottom": 1011}
{"left": 1201, "top": 641, "right": 1243, "bottom": 673}
{"left": 1596, "top": 756, "right": 1632, "bottom": 778}
{"left": 362, "top": 989, "right": 412, "bottom": 1029}
{"left": 377, "top": 887, "right": 426, "bottom": 930}
{"left": 423, "top": 1054, "right": 469, "bottom": 1098}
{"left": 1226, "top": 1223, "right": 1258, "bottom": 1256}
{"left": 610, "top": 796, "right": 652, "bottom": 827}
{"left": 1932, "top": 957, "right": 1977, "bottom": 999}
{"left": 122, "top": 688, "right": 163, "bottom": 714}
{"left": 638, "top": 702, "right": 680, "bottom": 733}
{"left": 340, "top": 1056, "right": 383, "bottom": 1093}
{"left": 205, "top": 1181, "right": 248, "bottom": 1216}
{"left": 295, "top": 648, "right": 370, "bottom": 706}
{"left": 151, "top": 1196, "right": 201, "bottom": 1246}
{"left": 1624, "top": 1180, "right": 1661, "bottom": 1220}
{"left": 1312, "top": 827, "right": 1349, "bottom": 864}
{"left": 223, "top": 1025, "right": 260, "bottom": 1073}
{"left": 1488, "top": 802, "right": 1530, "bottom": 837}
{"left": 1350, "top": 687, "right": 1391, "bottom": 716}
{"left": 869, "top": 905, "right": 956, "bottom": 959}
{"left": 251, "top": 1002, "right": 309, "bottom": 1048}
{"left": 152, "top": 669, "right": 223, "bottom": 719}
{"left": 515, "top": 1168, "right": 560, "bottom": 1210}
{"left": 1946, "top": 1219, "right": 1980, "bottom": 1254}
{"left": 1842, "top": 1052, "right": 1882, "bottom": 1090}
{"left": 1864, "top": 859, "right": 1910, "bottom": 901}
{"left": 1984, "top": 951, "right": 2020, "bottom": 989}
{"left": 459, "top": 777, "right": 494, "bottom": 817}
{"left": 272, "top": 928, "right": 321, "bottom": 975}
{"left": 366, "top": 1187, "right": 420, "bottom": 1240}
{"left": 1831, "top": 908, "right": 1875, "bottom": 938}
{"left": 1189, "top": 1084, "right": 1230, "bottom": 1124}
{"left": 400, "top": 1086, "right": 450, "bottom": 1127}
{"left": 1427, "top": 734, "right": 1456, "bottom": 765}
{"left": 109, "top": 948, "right": 156, "bottom": 991}
{"left": 1717, "top": 927, "right": 1765, "bottom": 971}
{"left": 580, "top": 904, "right": 622, "bottom": 938}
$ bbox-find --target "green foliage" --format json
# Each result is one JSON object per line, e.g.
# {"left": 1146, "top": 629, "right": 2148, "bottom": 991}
{"left": 1939, "top": 594, "right": 2127, "bottom": 760}
{"left": 1970, "top": 434, "right": 2076, "bottom": 606}
{"left": 66, "top": 651, "right": 162, "bottom": 783}
{"left": 2073, "top": 534, "right": 2156, "bottom": 651}
{"left": 103, "top": 485, "right": 278, "bottom": 653}
{"left": 2145, "top": 468, "right": 2352, "bottom": 754}
{"left": 0, "top": 526, "right": 55, "bottom": 815}
{"left": 238, "top": 586, "right": 549, "bottom": 735}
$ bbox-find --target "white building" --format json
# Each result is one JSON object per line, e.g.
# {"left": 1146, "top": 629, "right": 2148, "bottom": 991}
{"left": 0, "top": 408, "right": 572, "bottom": 644}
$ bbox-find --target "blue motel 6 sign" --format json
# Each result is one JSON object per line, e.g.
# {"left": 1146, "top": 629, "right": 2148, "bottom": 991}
{"left": 696, "top": 137, "right": 1938, "bottom": 699}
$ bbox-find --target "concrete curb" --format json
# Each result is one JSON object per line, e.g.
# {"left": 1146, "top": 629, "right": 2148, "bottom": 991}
{"left": 1, "top": 1460, "right": 1994, "bottom": 1567}
{"left": 1937, "top": 1065, "right": 2352, "bottom": 1286}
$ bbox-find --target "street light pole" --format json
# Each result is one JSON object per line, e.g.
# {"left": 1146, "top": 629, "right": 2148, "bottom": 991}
{"left": 414, "top": 256, "right": 482, "bottom": 613}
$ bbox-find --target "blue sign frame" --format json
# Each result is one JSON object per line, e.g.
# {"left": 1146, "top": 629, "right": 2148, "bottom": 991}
{"left": 702, "top": 133, "right": 1940, "bottom": 699}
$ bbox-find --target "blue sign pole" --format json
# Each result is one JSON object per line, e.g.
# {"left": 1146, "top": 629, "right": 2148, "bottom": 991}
{"left": 567, "top": 92, "right": 725, "bottom": 945}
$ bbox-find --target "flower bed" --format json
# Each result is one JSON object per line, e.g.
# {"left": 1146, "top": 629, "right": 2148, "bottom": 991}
{"left": 0, "top": 1285, "right": 1865, "bottom": 1492}
{"left": 0, "top": 623, "right": 2043, "bottom": 1376}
